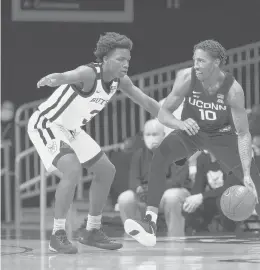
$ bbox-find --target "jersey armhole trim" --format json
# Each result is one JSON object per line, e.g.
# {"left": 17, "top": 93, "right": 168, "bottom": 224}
{"left": 70, "top": 64, "right": 97, "bottom": 98}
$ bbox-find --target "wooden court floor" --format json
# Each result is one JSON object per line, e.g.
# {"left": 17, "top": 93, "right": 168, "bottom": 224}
{"left": 1, "top": 230, "right": 260, "bottom": 270}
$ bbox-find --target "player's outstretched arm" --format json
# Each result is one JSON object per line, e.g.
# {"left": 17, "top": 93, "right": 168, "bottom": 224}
{"left": 119, "top": 75, "right": 160, "bottom": 117}
{"left": 37, "top": 65, "right": 95, "bottom": 88}
{"left": 158, "top": 68, "right": 200, "bottom": 135}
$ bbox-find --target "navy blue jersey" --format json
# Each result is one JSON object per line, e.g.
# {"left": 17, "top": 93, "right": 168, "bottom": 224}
{"left": 181, "top": 68, "right": 235, "bottom": 135}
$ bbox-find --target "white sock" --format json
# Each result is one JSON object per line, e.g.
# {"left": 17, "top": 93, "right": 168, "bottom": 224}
{"left": 86, "top": 214, "right": 102, "bottom": 231}
{"left": 146, "top": 210, "right": 158, "bottom": 223}
{"left": 52, "top": 218, "right": 66, "bottom": 235}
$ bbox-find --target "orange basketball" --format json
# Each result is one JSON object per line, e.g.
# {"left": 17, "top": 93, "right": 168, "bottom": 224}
{"left": 220, "top": 185, "right": 257, "bottom": 221}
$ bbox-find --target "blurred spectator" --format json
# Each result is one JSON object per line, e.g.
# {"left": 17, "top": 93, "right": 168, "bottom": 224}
{"left": 117, "top": 119, "right": 190, "bottom": 237}
{"left": 1, "top": 100, "right": 15, "bottom": 142}
{"left": 252, "top": 134, "right": 260, "bottom": 216}
{"left": 184, "top": 150, "right": 237, "bottom": 234}
{"left": 1, "top": 100, "right": 15, "bottom": 221}
{"left": 249, "top": 104, "right": 260, "bottom": 136}
{"left": 252, "top": 134, "right": 260, "bottom": 161}
{"left": 109, "top": 135, "right": 144, "bottom": 206}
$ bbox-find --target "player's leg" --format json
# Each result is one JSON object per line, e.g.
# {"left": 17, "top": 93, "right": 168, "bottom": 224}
{"left": 160, "top": 188, "right": 190, "bottom": 237}
{"left": 71, "top": 129, "right": 122, "bottom": 250}
{"left": 54, "top": 153, "right": 81, "bottom": 219}
{"left": 209, "top": 134, "right": 260, "bottom": 216}
{"left": 50, "top": 153, "right": 82, "bottom": 253}
{"left": 147, "top": 131, "right": 198, "bottom": 210}
{"left": 118, "top": 190, "right": 144, "bottom": 223}
{"left": 124, "top": 130, "right": 199, "bottom": 246}
{"left": 27, "top": 112, "right": 79, "bottom": 254}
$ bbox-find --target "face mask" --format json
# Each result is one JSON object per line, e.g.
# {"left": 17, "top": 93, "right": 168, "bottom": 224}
{"left": 143, "top": 135, "right": 162, "bottom": 150}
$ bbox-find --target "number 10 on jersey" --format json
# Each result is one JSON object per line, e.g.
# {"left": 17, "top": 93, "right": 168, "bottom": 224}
{"left": 199, "top": 109, "right": 217, "bottom": 120}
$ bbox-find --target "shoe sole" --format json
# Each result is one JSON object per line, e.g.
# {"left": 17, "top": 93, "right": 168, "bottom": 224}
{"left": 49, "top": 243, "right": 78, "bottom": 254}
{"left": 124, "top": 219, "right": 156, "bottom": 247}
{"left": 78, "top": 239, "right": 122, "bottom": 250}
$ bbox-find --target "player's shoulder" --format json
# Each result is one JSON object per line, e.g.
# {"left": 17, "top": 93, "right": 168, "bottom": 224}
{"left": 74, "top": 64, "right": 96, "bottom": 80}
{"left": 230, "top": 79, "right": 243, "bottom": 91}
{"left": 119, "top": 74, "right": 131, "bottom": 85}
{"left": 66, "top": 64, "right": 97, "bottom": 94}
{"left": 228, "top": 79, "right": 244, "bottom": 98}
{"left": 118, "top": 75, "right": 133, "bottom": 92}
{"left": 176, "top": 67, "right": 192, "bottom": 82}
{"left": 227, "top": 79, "right": 245, "bottom": 107}
{"left": 172, "top": 67, "right": 193, "bottom": 95}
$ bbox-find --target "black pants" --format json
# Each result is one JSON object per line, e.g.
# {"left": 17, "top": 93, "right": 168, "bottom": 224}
{"left": 184, "top": 197, "right": 236, "bottom": 232}
{"left": 147, "top": 130, "right": 260, "bottom": 216}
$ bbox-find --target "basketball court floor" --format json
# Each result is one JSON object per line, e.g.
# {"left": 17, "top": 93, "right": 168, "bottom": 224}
{"left": 1, "top": 228, "right": 260, "bottom": 270}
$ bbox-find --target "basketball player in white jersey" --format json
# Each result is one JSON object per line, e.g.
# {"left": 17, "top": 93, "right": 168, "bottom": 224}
{"left": 28, "top": 32, "right": 160, "bottom": 254}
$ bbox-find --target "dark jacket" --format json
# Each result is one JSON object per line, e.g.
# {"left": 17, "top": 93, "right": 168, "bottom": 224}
{"left": 129, "top": 146, "right": 190, "bottom": 191}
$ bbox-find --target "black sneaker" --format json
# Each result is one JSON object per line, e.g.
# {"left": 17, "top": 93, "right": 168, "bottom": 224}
{"left": 49, "top": 230, "right": 78, "bottom": 254}
{"left": 78, "top": 228, "right": 123, "bottom": 250}
{"left": 124, "top": 214, "right": 157, "bottom": 247}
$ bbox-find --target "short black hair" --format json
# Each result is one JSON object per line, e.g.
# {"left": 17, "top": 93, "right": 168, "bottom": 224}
{"left": 94, "top": 32, "right": 133, "bottom": 62}
{"left": 194, "top": 40, "right": 227, "bottom": 66}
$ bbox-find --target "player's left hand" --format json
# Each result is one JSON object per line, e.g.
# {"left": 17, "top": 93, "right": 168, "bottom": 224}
{"left": 37, "top": 73, "right": 62, "bottom": 88}
{"left": 243, "top": 175, "right": 259, "bottom": 204}
{"left": 183, "top": 193, "right": 203, "bottom": 213}
{"left": 136, "top": 184, "right": 148, "bottom": 203}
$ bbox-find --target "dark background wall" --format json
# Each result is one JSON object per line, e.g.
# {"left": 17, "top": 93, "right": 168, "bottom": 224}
{"left": 2, "top": 0, "right": 260, "bottom": 106}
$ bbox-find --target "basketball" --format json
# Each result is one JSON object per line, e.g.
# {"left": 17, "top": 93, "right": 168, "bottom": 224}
{"left": 220, "top": 185, "right": 257, "bottom": 221}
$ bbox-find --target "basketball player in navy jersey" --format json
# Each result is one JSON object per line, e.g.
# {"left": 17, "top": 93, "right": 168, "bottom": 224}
{"left": 29, "top": 32, "right": 160, "bottom": 253}
{"left": 124, "top": 40, "right": 260, "bottom": 247}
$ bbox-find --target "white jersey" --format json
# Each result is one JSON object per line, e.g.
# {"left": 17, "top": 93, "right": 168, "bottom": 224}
{"left": 36, "top": 63, "right": 119, "bottom": 130}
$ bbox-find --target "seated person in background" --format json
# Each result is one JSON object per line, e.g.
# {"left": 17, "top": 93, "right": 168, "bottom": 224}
{"left": 117, "top": 119, "right": 190, "bottom": 237}
{"left": 110, "top": 135, "right": 144, "bottom": 207}
{"left": 252, "top": 134, "right": 260, "bottom": 216}
{"left": 252, "top": 134, "right": 260, "bottom": 159}
{"left": 184, "top": 150, "right": 237, "bottom": 233}
{"left": 249, "top": 104, "right": 260, "bottom": 136}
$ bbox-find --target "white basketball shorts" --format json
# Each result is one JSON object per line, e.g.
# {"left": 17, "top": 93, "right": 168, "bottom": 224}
{"left": 27, "top": 110, "right": 102, "bottom": 172}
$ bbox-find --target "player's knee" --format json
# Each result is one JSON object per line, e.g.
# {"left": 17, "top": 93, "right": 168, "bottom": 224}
{"left": 56, "top": 154, "right": 82, "bottom": 183}
{"left": 108, "top": 162, "right": 116, "bottom": 178}
{"left": 92, "top": 154, "right": 116, "bottom": 178}
{"left": 118, "top": 190, "right": 136, "bottom": 207}
{"left": 162, "top": 188, "right": 189, "bottom": 209}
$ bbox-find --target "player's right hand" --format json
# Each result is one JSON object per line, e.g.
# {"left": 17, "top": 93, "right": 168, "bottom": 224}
{"left": 136, "top": 185, "right": 148, "bottom": 203}
{"left": 178, "top": 118, "right": 200, "bottom": 136}
{"left": 37, "top": 73, "right": 62, "bottom": 88}
{"left": 244, "top": 175, "right": 259, "bottom": 204}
